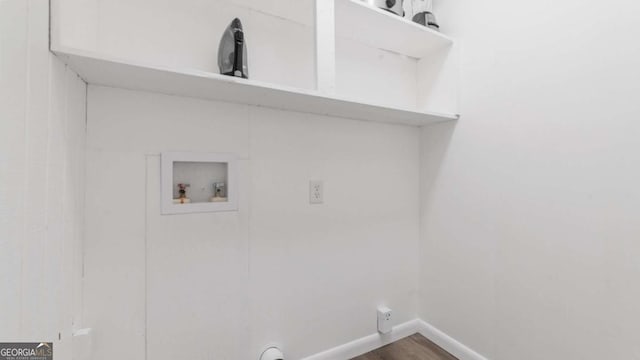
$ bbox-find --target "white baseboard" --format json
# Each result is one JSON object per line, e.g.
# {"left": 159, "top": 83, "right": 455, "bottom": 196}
{"left": 416, "top": 320, "right": 488, "bottom": 360}
{"left": 301, "top": 319, "right": 422, "bottom": 360}
{"left": 301, "top": 318, "right": 487, "bottom": 360}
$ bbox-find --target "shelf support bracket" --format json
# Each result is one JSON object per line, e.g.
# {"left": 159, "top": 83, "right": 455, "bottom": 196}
{"left": 315, "top": 0, "right": 336, "bottom": 95}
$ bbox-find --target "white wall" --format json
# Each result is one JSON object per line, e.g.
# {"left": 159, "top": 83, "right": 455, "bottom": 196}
{"left": 420, "top": 0, "right": 640, "bottom": 359}
{"left": 84, "top": 85, "right": 420, "bottom": 360}
{"left": 335, "top": 37, "right": 419, "bottom": 110}
{"left": 0, "top": 0, "right": 87, "bottom": 358}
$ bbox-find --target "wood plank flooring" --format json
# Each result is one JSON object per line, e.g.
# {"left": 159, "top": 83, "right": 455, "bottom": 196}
{"left": 351, "top": 334, "right": 458, "bottom": 360}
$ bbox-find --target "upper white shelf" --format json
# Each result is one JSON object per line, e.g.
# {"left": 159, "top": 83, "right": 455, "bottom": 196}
{"left": 52, "top": 46, "right": 458, "bottom": 126}
{"left": 335, "top": 0, "right": 453, "bottom": 58}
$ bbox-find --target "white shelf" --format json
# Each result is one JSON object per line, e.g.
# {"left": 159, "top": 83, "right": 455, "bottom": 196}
{"left": 52, "top": 46, "right": 458, "bottom": 126}
{"left": 335, "top": 0, "right": 453, "bottom": 58}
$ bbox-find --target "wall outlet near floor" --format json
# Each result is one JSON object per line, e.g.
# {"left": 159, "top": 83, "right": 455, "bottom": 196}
{"left": 377, "top": 306, "right": 393, "bottom": 334}
{"left": 309, "top": 180, "right": 323, "bottom": 204}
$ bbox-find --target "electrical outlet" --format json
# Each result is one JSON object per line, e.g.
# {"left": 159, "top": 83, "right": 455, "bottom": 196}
{"left": 377, "top": 306, "right": 393, "bottom": 334}
{"left": 309, "top": 181, "right": 323, "bottom": 204}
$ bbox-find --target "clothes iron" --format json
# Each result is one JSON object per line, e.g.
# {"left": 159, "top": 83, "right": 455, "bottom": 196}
{"left": 218, "top": 18, "right": 248, "bottom": 79}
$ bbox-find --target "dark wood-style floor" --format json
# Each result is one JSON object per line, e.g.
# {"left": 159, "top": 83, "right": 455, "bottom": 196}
{"left": 351, "top": 334, "right": 458, "bottom": 360}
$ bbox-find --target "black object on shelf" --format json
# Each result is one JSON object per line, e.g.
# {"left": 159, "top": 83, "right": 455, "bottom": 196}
{"left": 370, "top": 0, "right": 404, "bottom": 16}
{"left": 412, "top": 11, "right": 439, "bottom": 31}
{"left": 218, "top": 18, "right": 249, "bottom": 79}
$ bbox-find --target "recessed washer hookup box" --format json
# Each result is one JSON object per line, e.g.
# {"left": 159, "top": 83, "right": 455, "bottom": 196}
{"left": 0, "top": 343, "right": 53, "bottom": 360}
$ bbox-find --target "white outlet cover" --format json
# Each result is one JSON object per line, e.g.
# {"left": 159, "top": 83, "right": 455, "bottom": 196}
{"left": 377, "top": 306, "right": 393, "bottom": 334}
{"left": 309, "top": 180, "right": 323, "bottom": 204}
